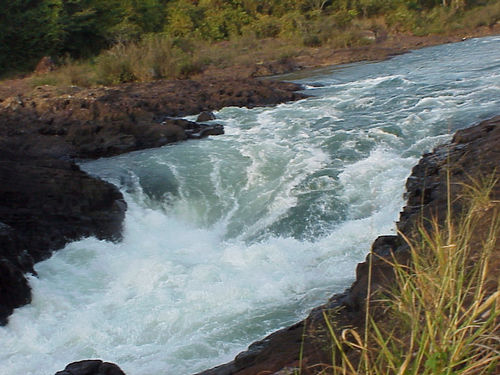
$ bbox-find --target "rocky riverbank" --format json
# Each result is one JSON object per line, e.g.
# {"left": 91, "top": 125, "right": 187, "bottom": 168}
{"left": 0, "top": 77, "right": 306, "bottom": 325}
{"left": 0, "top": 37, "right": 498, "bottom": 373}
{"left": 192, "top": 115, "right": 500, "bottom": 375}
{"left": 48, "top": 115, "right": 500, "bottom": 375}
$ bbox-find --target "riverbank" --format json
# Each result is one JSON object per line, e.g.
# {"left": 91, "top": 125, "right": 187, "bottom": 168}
{"left": 2, "top": 22, "right": 500, "bottom": 100}
{"left": 0, "top": 30, "right": 499, "bottom": 373}
{"left": 192, "top": 115, "right": 500, "bottom": 375}
{"left": 0, "top": 77, "right": 306, "bottom": 324}
{"left": 50, "top": 115, "right": 500, "bottom": 375}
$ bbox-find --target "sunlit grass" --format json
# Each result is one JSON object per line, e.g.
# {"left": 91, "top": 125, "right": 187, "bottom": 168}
{"left": 318, "top": 175, "right": 499, "bottom": 375}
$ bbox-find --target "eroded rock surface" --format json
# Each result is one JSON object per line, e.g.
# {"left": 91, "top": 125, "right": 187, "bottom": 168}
{"left": 0, "top": 79, "right": 305, "bottom": 159}
{"left": 0, "top": 151, "right": 126, "bottom": 324}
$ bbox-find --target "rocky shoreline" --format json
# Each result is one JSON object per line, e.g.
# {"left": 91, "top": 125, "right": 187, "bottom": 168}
{"left": 0, "top": 43, "right": 498, "bottom": 374}
{"left": 0, "top": 77, "right": 306, "bottom": 325}
{"left": 45, "top": 115, "right": 500, "bottom": 375}
{"left": 193, "top": 115, "right": 500, "bottom": 375}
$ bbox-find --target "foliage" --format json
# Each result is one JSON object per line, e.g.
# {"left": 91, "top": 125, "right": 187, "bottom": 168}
{"left": 0, "top": 0, "right": 64, "bottom": 73}
{"left": 3, "top": 0, "right": 500, "bottom": 77}
{"left": 94, "top": 33, "right": 186, "bottom": 84}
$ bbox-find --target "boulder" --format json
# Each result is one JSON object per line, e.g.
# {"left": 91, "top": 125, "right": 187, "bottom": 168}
{"left": 196, "top": 111, "right": 216, "bottom": 122}
{"left": 55, "top": 360, "right": 126, "bottom": 375}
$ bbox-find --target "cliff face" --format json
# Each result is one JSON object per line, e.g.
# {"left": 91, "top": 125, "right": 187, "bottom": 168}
{"left": 195, "top": 115, "right": 500, "bottom": 375}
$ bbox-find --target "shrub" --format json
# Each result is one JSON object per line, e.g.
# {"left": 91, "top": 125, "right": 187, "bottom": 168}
{"left": 253, "top": 15, "right": 282, "bottom": 38}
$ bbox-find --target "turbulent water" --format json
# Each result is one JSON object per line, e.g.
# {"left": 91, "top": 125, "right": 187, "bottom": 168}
{"left": 2, "top": 36, "right": 500, "bottom": 375}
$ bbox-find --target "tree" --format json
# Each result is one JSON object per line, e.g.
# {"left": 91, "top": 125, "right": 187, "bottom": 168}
{"left": 0, "top": 0, "right": 64, "bottom": 73}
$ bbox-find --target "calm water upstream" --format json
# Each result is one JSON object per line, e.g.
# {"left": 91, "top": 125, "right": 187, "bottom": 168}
{"left": 1, "top": 36, "right": 499, "bottom": 375}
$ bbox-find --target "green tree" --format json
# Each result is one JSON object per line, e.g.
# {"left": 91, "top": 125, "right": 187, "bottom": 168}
{"left": 0, "top": 0, "right": 64, "bottom": 73}
{"left": 59, "top": 0, "right": 125, "bottom": 58}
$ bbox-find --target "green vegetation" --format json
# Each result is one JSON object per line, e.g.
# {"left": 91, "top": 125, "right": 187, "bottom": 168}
{"left": 318, "top": 177, "right": 499, "bottom": 374}
{"left": 2, "top": 0, "right": 500, "bottom": 82}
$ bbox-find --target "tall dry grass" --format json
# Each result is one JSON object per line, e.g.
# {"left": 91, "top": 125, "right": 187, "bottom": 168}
{"left": 320, "top": 175, "right": 499, "bottom": 375}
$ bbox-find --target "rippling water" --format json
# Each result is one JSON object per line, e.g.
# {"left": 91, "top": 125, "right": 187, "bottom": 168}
{"left": 1, "top": 36, "right": 499, "bottom": 375}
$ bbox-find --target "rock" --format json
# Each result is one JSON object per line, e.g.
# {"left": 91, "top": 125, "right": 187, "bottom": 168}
{"left": 196, "top": 111, "right": 216, "bottom": 122}
{"left": 0, "top": 155, "right": 126, "bottom": 263}
{"left": 0, "top": 78, "right": 303, "bottom": 159}
{"left": 55, "top": 360, "right": 126, "bottom": 375}
{"left": 0, "top": 259, "right": 31, "bottom": 326}
{"left": 186, "top": 123, "right": 225, "bottom": 139}
{"left": 0, "top": 153, "right": 126, "bottom": 325}
{"left": 399, "top": 115, "right": 500, "bottom": 235}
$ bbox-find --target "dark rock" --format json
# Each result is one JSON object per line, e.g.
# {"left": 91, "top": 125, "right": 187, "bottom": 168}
{"left": 0, "top": 78, "right": 305, "bottom": 159}
{"left": 196, "top": 111, "right": 216, "bottom": 122}
{"left": 186, "top": 123, "right": 225, "bottom": 139}
{"left": 398, "top": 115, "right": 500, "bottom": 235}
{"left": 55, "top": 360, "right": 126, "bottom": 375}
{"left": 0, "top": 259, "right": 31, "bottom": 325}
{"left": 0, "top": 156, "right": 126, "bottom": 263}
{"left": 0, "top": 154, "right": 126, "bottom": 325}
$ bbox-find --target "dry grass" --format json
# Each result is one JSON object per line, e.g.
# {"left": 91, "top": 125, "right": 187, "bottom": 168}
{"left": 319, "top": 176, "right": 500, "bottom": 375}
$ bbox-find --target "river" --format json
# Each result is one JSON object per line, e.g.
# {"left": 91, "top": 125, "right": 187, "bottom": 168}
{"left": 1, "top": 35, "right": 499, "bottom": 375}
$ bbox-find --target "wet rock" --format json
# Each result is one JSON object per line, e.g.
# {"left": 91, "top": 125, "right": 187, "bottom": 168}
{"left": 186, "top": 123, "right": 225, "bottom": 139}
{"left": 0, "top": 152, "right": 126, "bottom": 325}
{"left": 196, "top": 111, "right": 216, "bottom": 122}
{"left": 55, "top": 360, "right": 126, "bottom": 375}
{"left": 0, "top": 259, "right": 31, "bottom": 326}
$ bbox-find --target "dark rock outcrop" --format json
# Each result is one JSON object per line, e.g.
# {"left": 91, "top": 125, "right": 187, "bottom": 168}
{"left": 0, "top": 151, "right": 126, "bottom": 324}
{"left": 196, "top": 111, "right": 216, "bottom": 122}
{"left": 0, "top": 78, "right": 305, "bottom": 159}
{"left": 194, "top": 115, "right": 500, "bottom": 375}
{"left": 55, "top": 360, "right": 126, "bottom": 375}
